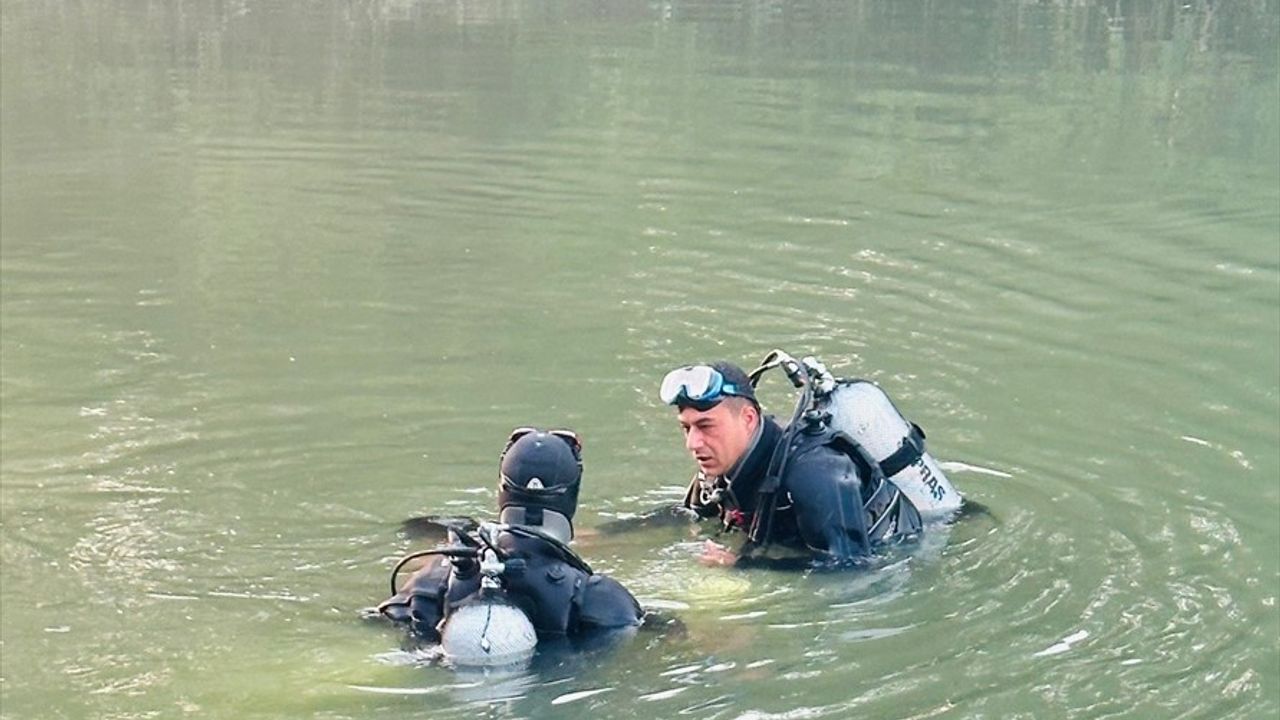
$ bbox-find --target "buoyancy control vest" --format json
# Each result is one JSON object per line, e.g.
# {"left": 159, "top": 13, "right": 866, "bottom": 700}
{"left": 747, "top": 350, "right": 962, "bottom": 516}
{"left": 741, "top": 414, "right": 924, "bottom": 558}
{"left": 378, "top": 525, "right": 641, "bottom": 642}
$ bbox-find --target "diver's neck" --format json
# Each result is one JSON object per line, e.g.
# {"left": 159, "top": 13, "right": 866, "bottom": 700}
{"left": 497, "top": 506, "right": 574, "bottom": 543}
{"left": 722, "top": 420, "right": 764, "bottom": 483}
{"left": 719, "top": 416, "right": 781, "bottom": 505}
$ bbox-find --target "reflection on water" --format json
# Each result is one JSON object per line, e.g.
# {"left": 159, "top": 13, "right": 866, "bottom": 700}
{"left": 2, "top": 1, "right": 1277, "bottom": 719}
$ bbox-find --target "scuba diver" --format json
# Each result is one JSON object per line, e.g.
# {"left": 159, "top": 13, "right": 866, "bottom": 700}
{"left": 375, "top": 427, "right": 643, "bottom": 665}
{"left": 659, "top": 350, "right": 964, "bottom": 569}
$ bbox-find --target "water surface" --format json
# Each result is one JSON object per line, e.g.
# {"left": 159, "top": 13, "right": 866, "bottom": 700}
{"left": 2, "top": 1, "right": 1278, "bottom": 718}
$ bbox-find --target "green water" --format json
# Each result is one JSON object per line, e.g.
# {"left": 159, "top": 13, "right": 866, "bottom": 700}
{"left": 2, "top": 1, "right": 1277, "bottom": 718}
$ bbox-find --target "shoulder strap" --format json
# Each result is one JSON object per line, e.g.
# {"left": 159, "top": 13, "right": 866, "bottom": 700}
{"left": 826, "top": 431, "right": 887, "bottom": 487}
{"left": 746, "top": 429, "right": 796, "bottom": 548}
{"left": 877, "top": 422, "right": 926, "bottom": 478}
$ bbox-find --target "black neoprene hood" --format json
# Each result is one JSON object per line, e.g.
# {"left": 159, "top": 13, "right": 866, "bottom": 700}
{"left": 498, "top": 431, "right": 582, "bottom": 521}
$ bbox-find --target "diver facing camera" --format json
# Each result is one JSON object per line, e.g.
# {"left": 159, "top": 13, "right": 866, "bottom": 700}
{"left": 660, "top": 350, "right": 964, "bottom": 569}
{"left": 375, "top": 427, "right": 643, "bottom": 666}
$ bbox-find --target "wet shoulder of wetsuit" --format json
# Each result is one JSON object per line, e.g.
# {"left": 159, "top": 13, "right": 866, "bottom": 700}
{"left": 777, "top": 429, "right": 875, "bottom": 563}
{"left": 574, "top": 573, "right": 644, "bottom": 630}
{"left": 497, "top": 533, "right": 641, "bottom": 638}
{"left": 777, "top": 429, "right": 926, "bottom": 565}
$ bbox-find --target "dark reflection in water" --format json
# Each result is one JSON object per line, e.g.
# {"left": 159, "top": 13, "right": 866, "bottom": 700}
{"left": 3, "top": 1, "right": 1276, "bottom": 162}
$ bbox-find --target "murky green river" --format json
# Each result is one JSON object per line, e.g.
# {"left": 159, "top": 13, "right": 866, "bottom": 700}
{"left": 2, "top": 1, "right": 1277, "bottom": 718}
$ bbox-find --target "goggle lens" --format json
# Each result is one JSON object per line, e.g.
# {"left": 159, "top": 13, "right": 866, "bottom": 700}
{"left": 660, "top": 365, "right": 725, "bottom": 406}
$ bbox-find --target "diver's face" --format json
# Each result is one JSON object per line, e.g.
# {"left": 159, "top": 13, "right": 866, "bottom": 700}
{"left": 676, "top": 399, "right": 759, "bottom": 477}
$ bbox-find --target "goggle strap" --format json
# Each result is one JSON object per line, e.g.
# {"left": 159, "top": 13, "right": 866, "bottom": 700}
{"left": 501, "top": 427, "right": 583, "bottom": 463}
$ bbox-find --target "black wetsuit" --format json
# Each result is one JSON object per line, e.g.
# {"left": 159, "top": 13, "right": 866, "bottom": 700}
{"left": 683, "top": 416, "right": 923, "bottom": 567}
{"left": 378, "top": 530, "right": 642, "bottom": 641}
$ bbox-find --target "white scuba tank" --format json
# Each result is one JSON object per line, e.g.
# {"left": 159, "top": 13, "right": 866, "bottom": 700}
{"left": 823, "top": 380, "right": 963, "bottom": 519}
{"left": 440, "top": 597, "right": 537, "bottom": 668}
{"left": 439, "top": 545, "right": 538, "bottom": 669}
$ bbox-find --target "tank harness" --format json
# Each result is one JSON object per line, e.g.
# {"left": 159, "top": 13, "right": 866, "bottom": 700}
{"left": 733, "top": 350, "right": 938, "bottom": 556}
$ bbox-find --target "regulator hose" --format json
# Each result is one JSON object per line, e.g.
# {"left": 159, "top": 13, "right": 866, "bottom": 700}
{"left": 388, "top": 546, "right": 481, "bottom": 595}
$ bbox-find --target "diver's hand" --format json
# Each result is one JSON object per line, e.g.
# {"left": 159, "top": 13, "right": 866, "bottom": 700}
{"left": 698, "top": 540, "right": 738, "bottom": 567}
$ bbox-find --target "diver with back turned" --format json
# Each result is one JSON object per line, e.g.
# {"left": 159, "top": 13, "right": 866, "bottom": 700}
{"left": 659, "top": 350, "right": 964, "bottom": 569}
{"left": 375, "top": 427, "right": 643, "bottom": 664}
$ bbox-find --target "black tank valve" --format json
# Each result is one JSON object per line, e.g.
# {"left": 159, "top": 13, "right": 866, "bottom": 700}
{"left": 502, "top": 558, "right": 527, "bottom": 579}
{"left": 450, "top": 555, "right": 479, "bottom": 581}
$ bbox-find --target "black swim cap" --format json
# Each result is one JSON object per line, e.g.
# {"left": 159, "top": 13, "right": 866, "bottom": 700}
{"left": 709, "top": 361, "right": 757, "bottom": 405}
{"left": 497, "top": 428, "right": 582, "bottom": 523}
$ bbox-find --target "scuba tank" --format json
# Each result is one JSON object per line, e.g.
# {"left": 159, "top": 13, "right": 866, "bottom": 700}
{"left": 385, "top": 522, "right": 582, "bottom": 668}
{"left": 437, "top": 526, "right": 538, "bottom": 668}
{"left": 749, "top": 350, "right": 962, "bottom": 520}
{"left": 824, "top": 379, "right": 961, "bottom": 518}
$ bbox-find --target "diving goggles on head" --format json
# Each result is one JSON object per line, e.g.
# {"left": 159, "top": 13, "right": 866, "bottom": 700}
{"left": 659, "top": 365, "right": 750, "bottom": 408}
{"left": 503, "top": 426, "right": 583, "bottom": 460}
